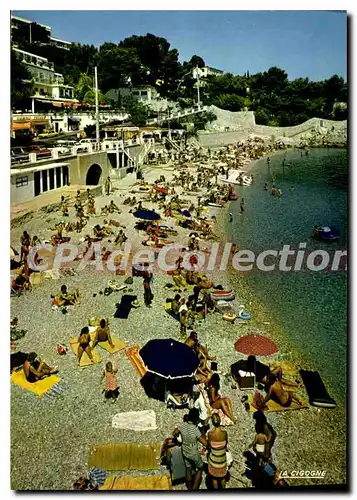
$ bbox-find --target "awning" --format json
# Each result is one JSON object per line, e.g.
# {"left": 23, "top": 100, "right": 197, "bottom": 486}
{"left": 12, "top": 122, "right": 31, "bottom": 130}
{"left": 36, "top": 99, "right": 81, "bottom": 108}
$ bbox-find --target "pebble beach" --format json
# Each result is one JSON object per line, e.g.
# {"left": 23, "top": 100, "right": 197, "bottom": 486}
{"left": 10, "top": 144, "right": 347, "bottom": 490}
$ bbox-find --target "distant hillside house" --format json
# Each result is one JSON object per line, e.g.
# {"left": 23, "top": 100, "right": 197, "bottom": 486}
{"left": 193, "top": 66, "right": 225, "bottom": 79}
{"left": 11, "top": 14, "right": 72, "bottom": 50}
{"left": 105, "top": 86, "right": 177, "bottom": 113}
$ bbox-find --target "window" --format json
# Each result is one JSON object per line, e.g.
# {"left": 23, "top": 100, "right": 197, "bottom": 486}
{"left": 56, "top": 167, "right": 62, "bottom": 188}
{"left": 42, "top": 170, "right": 48, "bottom": 192}
{"left": 49, "top": 169, "right": 55, "bottom": 190}
{"left": 141, "top": 91, "right": 148, "bottom": 96}
{"left": 16, "top": 176, "right": 28, "bottom": 187}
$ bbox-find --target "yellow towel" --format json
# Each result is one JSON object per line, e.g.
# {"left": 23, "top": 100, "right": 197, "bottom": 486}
{"left": 269, "top": 361, "right": 298, "bottom": 377}
{"left": 11, "top": 369, "right": 61, "bottom": 397}
{"left": 88, "top": 443, "right": 161, "bottom": 471}
{"left": 69, "top": 337, "right": 101, "bottom": 367}
{"left": 100, "top": 474, "right": 172, "bottom": 490}
{"left": 248, "top": 394, "right": 309, "bottom": 413}
{"left": 89, "top": 332, "right": 127, "bottom": 354}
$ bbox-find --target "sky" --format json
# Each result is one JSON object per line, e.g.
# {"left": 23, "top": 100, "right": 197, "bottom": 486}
{"left": 12, "top": 10, "right": 347, "bottom": 81}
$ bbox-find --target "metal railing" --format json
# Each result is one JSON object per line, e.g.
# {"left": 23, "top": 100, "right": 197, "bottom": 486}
{"left": 147, "top": 105, "right": 208, "bottom": 125}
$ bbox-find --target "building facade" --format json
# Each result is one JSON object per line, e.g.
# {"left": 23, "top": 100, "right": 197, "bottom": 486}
{"left": 13, "top": 47, "right": 77, "bottom": 112}
{"left": 11, "top": 14, "right": 72, "bottom": 50}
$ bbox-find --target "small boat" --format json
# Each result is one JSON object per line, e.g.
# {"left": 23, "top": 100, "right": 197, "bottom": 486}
{"left": 312, "top": 226, "right": 340, "bottom": 241}
{"left": 211, "top": 290, "right": 235, "bottom": 301}
{"left": 208, "top": 202, "right": 224, "bottom": 208}
{"left": 228, "top": 193, "right": 238, "bottom": 201}
{"left": 218, "top": 171, "right": 253, "bottom": 186}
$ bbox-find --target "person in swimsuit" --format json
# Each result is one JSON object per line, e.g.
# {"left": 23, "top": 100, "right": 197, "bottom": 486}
{"left": 248, "top": 420, "right": 270, "bottom": 465}
{"left": 102, "top": 361, "right": 119, "bottom": 401}
{"left": 253, "top": 410, "right": 277, "bottom": 461}
{"left": 263, "top": 373, "right": 302, "bottom": 407}
{"left": 77, "top": 327, "right": 95, "bottom": 365}
{"left": 92, "top": 319, "right": 114, "bottom": 349}
{"left": 23, "top": 352, "right": 58, "bottom": 383}
{"left": 207, "top": 413, "right": 228, "bottom": 489}
{"left": 207, "top": 373, "right": 236, "bottom": 424}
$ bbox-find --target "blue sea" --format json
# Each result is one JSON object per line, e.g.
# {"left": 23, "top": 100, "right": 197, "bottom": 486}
{"left": 229, "top": 148, "right": 348, "bottom": 401}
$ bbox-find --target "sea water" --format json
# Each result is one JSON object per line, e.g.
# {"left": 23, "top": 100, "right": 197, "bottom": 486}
{"left": 229, "top": 148, "right": 348, "bottom": 401}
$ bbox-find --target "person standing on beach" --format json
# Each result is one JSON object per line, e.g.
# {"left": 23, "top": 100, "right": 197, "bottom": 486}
{"left": 143, "top": 273, "right": 154, "bottom": 307}
{"left": 177, "top": 408, "right": 207, "bottom": 491}
{"left": 104, "top": 176, "right": 111, "bottom": 196}
{"left": 240, "top": 198, "right": 245, "bottom": 213}
{"left": 102, "top": 361, "right": 120, "bottom": 402}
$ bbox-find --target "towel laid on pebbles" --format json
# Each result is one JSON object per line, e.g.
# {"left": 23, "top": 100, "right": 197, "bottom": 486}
{"left": 100, "top": 474, "right": 171, "bottom": 490}
{"left": 69, "top": 337, "right": 101, "bottom": 367}
{"left": 112, "top": 410, "right": 157, "bottom": 431}
{"left": 11, "top": 369, "right": 61, "bottom": 397}
{"left": 88, "top": 443, "right": 161, "bottom": 471}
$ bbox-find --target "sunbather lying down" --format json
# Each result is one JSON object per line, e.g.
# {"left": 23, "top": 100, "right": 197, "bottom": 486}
{"left": 263, "top": 373, "right": 302, "bottom": 408}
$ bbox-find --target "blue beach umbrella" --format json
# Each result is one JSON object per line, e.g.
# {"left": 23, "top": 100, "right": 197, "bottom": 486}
{"left": 139, "top": 338, "right": 199, "bottom": 379}
{"left": 133, "top": 209, "right": 161, "bottom": 220}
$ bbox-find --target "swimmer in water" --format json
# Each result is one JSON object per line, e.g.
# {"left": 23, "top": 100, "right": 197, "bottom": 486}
{"left": 264, "top": 183, "right": 268, "bottom": 191}
{"left": 229, "top": 213, "right": 233, "bottom": 222}
{"left": 271, "top": 184, "right": 277, "bottom": 196}
{"left": 240, "top": 199, "right": 245, "bottom": 213}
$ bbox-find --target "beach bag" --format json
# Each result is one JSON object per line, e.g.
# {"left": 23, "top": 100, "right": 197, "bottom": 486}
{"left": 253, "top": 391, "right": 266, "bottom": 410}
{"left": 56, "top": 343, "right": 67, "bottom": 355}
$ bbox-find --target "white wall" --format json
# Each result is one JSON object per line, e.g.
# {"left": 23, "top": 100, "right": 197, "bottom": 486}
{"left": 11, "top": 172, "right": 35, "bottom": 204}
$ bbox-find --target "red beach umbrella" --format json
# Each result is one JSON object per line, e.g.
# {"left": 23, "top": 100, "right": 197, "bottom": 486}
{"left": 234, "top": 335, "right": 278, "bottom": 356}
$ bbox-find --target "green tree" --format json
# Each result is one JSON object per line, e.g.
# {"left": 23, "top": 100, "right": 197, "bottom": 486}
{"left": 254, "top": 108, "right": 270, "bottom": 125}
{"left": 83, "top": 89, "right": 107, "bottom": 105}
{"left": 214, "top": 94, "right": 245, "bottom": 111}
{"left": 119, "top": 33, "right": 182, "bottom": 96}
{"left": 75, "top": 73, "right": 93, "bottom": 101}
{"left": 11, "top": 50, "right": 34, "bottom": 109}
{"left": 122, "top": 94, "right": 149, "bottom": 126}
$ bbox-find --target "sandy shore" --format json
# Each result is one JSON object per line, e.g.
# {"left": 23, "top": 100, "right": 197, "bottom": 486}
{"left": 10, "top": 158, "right": 346, "bottom": 490}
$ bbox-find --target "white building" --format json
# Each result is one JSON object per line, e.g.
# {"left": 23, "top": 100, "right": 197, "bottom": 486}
{"left": 13, "top": 47, "right": 77, "bottom": 112}
{"left": 193, "top": 66, "right": 225, "bottom": 79}
{"left": 11, "top": 15, "right": 72, "bottom": 50}
{"left": 105, "top": 86, "right": 177, "bottom": 113}
{"left": 11, "top": 162, "right": 70, "bottom": 204}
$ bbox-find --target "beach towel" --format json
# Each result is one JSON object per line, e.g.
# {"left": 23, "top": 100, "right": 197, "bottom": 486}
{"left": 69, "top": 337, "right": 101, "bottom": 367}
{"left": 100, "top": 474, "right": 171, "bottom": 490}
{"left": 11, "top": 369, "right": 61, "bottom": 397}
{"left": 43, "top": 268, "right": 61, "bottom": 280}
{"left": 29, "top": 272, "right": 42, "bottom": 286}
{"left": 112, "top": 410, "right": 157, "bottom": 431}
{"left": 114, "top": 295, "right": 138, "bottom": 319}
{"left": 89, "top": 332, "right": 127, "bottom": 354}
{"left": 164, "top": 302, "right": 179, "bottom": 321}
{"left": 125, "top": 345, "right": 147, "bottom": 377}
{"left": 247, "top": 394, "right": 309, "bottom": 412}
{"left": 88, "top": 443, "right": 161, "bottom": 471}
